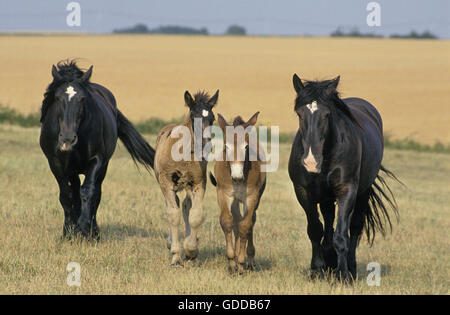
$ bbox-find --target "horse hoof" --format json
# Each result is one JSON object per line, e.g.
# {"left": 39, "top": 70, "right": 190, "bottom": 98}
{"left": 184, "top": 248, "right": 198, "bottom": 261}
{"left": 237, "top": 263, "right": 246, "bottom": 275}
{"left": 310, "top": 269, "right": 325, "bottom": 280}
{"left": 170, "top": 262, "right": 184, "bottom": 268}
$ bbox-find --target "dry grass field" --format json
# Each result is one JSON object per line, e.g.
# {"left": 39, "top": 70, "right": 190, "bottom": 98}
{"left": 0, "top": 124, "right": 448, "bottom": 294}
{"left": 0, "top": 35, "right": 449, "bottom": 144}
{"left": 0, "top": 35, "right": 449, "bottom": 295}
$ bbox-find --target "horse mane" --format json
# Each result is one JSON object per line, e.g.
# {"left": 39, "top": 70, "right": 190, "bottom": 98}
{"left": 232, "top": 116, "right": 246, "bottom": 127}
{"left": 41, "top": 60, "right": 90, "bottom": 122}
{"left": 295, "top": 79, "right": 360, "bottom": 127}
{"left": 193, "top": 90, "right": 211, "bottom": 104}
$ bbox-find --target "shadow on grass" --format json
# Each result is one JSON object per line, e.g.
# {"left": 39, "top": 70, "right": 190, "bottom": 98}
{"left": 99, "top": 223, "right": 166, "bottom": 241}
{"left": 193, "top": 245, "right": 273, "bottom": 273}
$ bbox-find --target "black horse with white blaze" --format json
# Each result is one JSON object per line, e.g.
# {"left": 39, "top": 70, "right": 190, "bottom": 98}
{"left": 40, "top": 60, "right": 155, "bottom": 239}
{"left": 288, "top": 74, "right": 399, "bottom": 281}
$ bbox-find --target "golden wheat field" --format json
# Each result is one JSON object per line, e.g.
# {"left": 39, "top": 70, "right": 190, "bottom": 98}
{"left": 0, "top": 35, "right": 449, "bottom": 144}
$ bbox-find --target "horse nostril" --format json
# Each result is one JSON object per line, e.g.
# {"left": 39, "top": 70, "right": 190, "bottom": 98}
{"left": 72, "top": 135, "right": 78, "bottom": 144}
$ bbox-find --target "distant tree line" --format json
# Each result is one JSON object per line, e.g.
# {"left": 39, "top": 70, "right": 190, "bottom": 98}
{"left": 113, "top": 24, "right": 208, "bottom": 35}
{"left": 331, "top": 26, "right": 437, "bottom": 39}
{"left": 113, "top": 24, "right": 247, "bottom": 36}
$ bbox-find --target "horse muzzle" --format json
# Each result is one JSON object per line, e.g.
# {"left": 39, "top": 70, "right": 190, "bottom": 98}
{"left": 59, "top": 134, "right": 78, "bottom": 152}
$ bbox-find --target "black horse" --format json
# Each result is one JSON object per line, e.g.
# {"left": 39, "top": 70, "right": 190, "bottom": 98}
{"left": 288, "top": 74, "right": 399, "bottom": 281}
{"left": 40, "top": 60, "right": 155, "bottom": 239}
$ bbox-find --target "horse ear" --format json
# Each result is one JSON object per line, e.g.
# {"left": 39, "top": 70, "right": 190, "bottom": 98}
{"left": 246, "top": 111, "right": 260, "bottom": 127}
{"left": 293, "top": 73, "right": 304, "bottom": 93}
{"left": 217, "top": 113, "right": 228, "bottom": 132}
{"left": 81, "top": 65, "right": 93, "bottom": 82}
{"left": 208, "top": 89, "right": 219, "bottom": 108}
{"left": 51, "top": 65, "right": 62, "bottom": 80}
{"left": 325, "top": 75, "right": 340, "bottom": 95}
{"left": 184, "top": 90, "right": 195, "bottom": 109}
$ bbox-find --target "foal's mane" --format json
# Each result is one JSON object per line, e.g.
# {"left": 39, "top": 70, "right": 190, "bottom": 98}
{"left": 41, "top": 60, "right": 91, "bottom": 122}
{"left": 192, "top": 90, "right": 211, "bottom": 105}
{"left": 232, "top": 116, "right": 246, "bottom": 127}
{"left": 295, "top": 79, "right": 360, "bottom": 126}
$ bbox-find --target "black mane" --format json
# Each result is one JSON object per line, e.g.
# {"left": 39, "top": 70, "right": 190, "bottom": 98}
{"left": 41, "top": 60, "right": 90, "bottom": 122}
{"left": 232, "top": 116, "right": 246, "bottom": 127}
{"left": 193, "top": 91, "right": 211, "bottom": 105}
{"left": 294, "top": 79, "right": 359, "bottom": 126}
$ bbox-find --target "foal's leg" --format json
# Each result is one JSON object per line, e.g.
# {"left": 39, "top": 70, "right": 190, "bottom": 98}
{"left": 230, "top": 199, "right": 241, "bottom": 271}
{"left": 246, "top": 211, "right": 257, "bottom": 270}
{"left": 236, "top": 196, "right": 258, "bottom": 274}
{"left": 182, "top": 193, "right": 192, "bottom": 239}
{"left": 320, "top": 200, "right": 337, "bottom": 270}
{"left": 183, "top": 184, "right": 205, "bottom": 260}
{"left": 333, "top": 184, "right": 358, "bottom": 281}
{"left": 218, "top": 193, "right": 235, "bottom": 272}
{"left": 161, "top": 184, "right": 183, "bottom": 266}
{"left": 294, "top": 186, "right": 325, "bottom": 277}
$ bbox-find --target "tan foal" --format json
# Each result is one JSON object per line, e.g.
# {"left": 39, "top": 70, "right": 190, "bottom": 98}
{"left": 154, "top": 90, "right": 218, "bottom": 266}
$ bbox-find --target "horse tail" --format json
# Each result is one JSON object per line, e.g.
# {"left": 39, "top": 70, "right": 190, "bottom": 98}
{"left": 209, "top": 172, "right": 217, "bottom": 186}
{"left": 364, "top": 165, "right": 402, "bottom": 245}
{"left": 117, "top": 110, "right": 155, "bottom": 171}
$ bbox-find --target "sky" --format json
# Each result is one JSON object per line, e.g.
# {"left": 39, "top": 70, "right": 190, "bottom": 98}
{"left": 0, "top": 0, "right": 449, "bottom": 38}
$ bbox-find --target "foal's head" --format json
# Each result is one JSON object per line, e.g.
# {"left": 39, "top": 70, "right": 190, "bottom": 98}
{"left": 217, "top": 112, "right": 259, "bottom": 181}
{"left": 184, "top": 90, "right": 219, "bottom": 145}
{"left": 44, "top": 61, "right": 93, "bottom": 151}
{"left": 292, "top": 74, "right": 341, "bottom": 174}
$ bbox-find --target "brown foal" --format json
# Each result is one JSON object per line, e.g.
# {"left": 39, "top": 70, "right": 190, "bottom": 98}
{"left": 210, "top": 112, "right": 266, "bottom": 273}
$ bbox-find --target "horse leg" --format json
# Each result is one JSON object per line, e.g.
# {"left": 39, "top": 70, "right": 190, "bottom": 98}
{"left": 294, "top": 186, "right": 325, "bottom": 277}
{"left": 183, "top": 185, "right": 205, "bottom": 260}
{"left": 333, "top": 184, "right": 357, "bottom": 281}
{"left": 76, "top": 158, "right": 107, "bottom": 239}
{"left": 348, "top": 192, "right": 369, "bottom": 279}
{"left": 69, "top": 175, "right": 81, "bottom": 224}
{"left": 320, "top": 200, "right": 337, "bottom": 270}
{"left": 236, "top": 197, "right": 258, "bottom": 274}
{"left": 49, "top": 159, "right": 79, "bottom": 238}
{"left": 218, "top": 193, "right": 235, "bottom": 272}
{"left": 231, "top": 199, "right": 241, "bottom": 271}
{"left": 246, "top": 211, "right": 257, "bottom": 270}
{"left": 56, "top": 177, "right": 76, "bottom": 237}
{"left": 161, "top": 184, "right": 183, "bottom": 267}
{"left": 182, "top": 193, "right": 192, "bottom": 239}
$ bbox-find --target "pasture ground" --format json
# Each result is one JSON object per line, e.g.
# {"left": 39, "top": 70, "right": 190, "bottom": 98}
{"left": 0, "top": 124, "right": 448, "bottom": 294}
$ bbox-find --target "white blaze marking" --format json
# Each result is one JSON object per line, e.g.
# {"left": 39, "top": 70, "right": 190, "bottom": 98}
{"left": 304, "top": 147, "right": 318, "bottom": 173}
{"left": 202, "top": 110, "right": 209, "bottom": 117}
{"left": 306, "top": 101, "right": 318, "bottom": 114}
{"left": 230, "top": 163, "right": 244, "bottom": 179}
{"left": 65, "top": 86, "right": 77, "bottom": 101}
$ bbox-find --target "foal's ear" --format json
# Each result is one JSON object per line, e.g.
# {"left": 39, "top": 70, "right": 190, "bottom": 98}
{"left": 217, "top": 113, "right": 228, "bottom": 132}
{"left": 184, "top": 90, "right": 195, "bottom": 109}
{"left": 246, "top": 111, "right": 260, "bottom": 127}
{"left": 293, "top": 73, "right": 304, "bottom": 93}
{"left": 208, "top": 89, "right": 219, "bottom": 108}
{"left": 325, "top": 75, "right": 340, "bottom": 95}
{"left": 81, "top": 65, "right": 93, "bottom": 82}
{"left": 51, "top": 65, "right": 62, "bottom": 81}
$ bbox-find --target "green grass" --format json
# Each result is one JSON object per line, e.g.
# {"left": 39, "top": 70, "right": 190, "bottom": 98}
{"left": 0, "top": 124, "right": 448, "bottom": 294}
